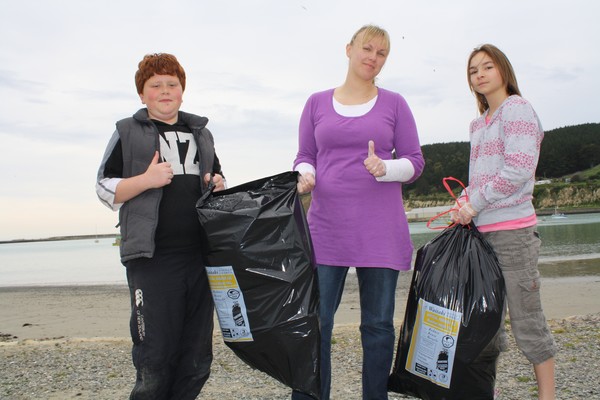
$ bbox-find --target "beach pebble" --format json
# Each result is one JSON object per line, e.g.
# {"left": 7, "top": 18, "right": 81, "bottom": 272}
{"left": 0, "top": 314, "right": 598, "bottom": 399}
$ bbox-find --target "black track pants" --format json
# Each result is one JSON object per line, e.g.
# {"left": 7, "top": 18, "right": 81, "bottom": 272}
{"left": 126, "top": 250, "right": 214, "bottom": 400}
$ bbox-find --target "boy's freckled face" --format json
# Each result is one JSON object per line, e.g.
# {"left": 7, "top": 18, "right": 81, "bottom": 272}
{"left": 139, "top": 74, "right": 183, "bottom": 124}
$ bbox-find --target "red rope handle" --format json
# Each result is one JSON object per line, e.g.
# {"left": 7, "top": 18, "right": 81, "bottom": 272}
{"left": 425, "top": 177, "right": 469, "bottom": 230}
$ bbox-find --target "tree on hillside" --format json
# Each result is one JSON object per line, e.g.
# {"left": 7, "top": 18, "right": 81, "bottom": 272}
{"left": 403, "top": 123, "right": 600, "bottom": 198}
{"left": 536, "top": 123, "right": 600, "bottom": 178}
{"left": 404, "top": 142, "right": 469, "bottom": 195}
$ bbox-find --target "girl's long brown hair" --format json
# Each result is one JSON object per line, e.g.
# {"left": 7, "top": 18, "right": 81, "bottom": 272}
{"left": 467, "top": 44, "right": 521, "bottom": 114}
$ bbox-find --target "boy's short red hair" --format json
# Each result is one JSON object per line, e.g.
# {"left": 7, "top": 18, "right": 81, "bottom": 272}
{"left": 135, "top": 53, "right": 186, "bottom": 94}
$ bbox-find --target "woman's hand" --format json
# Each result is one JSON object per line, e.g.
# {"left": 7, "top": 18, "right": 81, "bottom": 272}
{"left": 364, "top": 140, "right": 386, "bottom": 177}
{"left": 297, "top": 172, "right": 316, "bottom": 194}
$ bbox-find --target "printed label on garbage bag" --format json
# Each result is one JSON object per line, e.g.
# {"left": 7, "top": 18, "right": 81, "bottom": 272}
{"left": 206, "top": 266, "right": 253, "bottom": 342}
{"left": 405, "top": 298, "right": 461, "bottom": 388}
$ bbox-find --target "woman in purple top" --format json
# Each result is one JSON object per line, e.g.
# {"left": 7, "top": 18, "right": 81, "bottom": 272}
{"left": 292, "top": 25, "right": 424, "bottom": 400}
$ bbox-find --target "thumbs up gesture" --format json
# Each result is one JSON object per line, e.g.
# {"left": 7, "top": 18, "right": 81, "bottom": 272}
{"left": 145, "top": 151, "right": 174, "bottom": 188}
{"left": 364, "top": 140, "right": 386, "bottom": 177}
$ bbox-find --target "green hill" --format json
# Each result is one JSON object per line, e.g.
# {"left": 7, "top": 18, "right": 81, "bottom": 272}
{"left": 403, "top": 123, "right": 600, "bottom": 209}
{"left": 300, "top": 123, "right": 600, "bottom": 213}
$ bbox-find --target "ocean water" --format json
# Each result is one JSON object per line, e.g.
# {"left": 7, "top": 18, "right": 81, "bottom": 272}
{"left": 1, "top": 214, "right": 599, "bottom": 287}
{"left": 0, "top": 237, "right": 125, "bottom": 286}
{"left": 409, "top": 212, "right": 600, "bottom": 278}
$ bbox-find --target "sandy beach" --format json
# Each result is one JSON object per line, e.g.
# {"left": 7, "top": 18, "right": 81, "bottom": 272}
{"left": 1, "top": 272, "right": 599, "bottom": 399}
{"left": 1, "top": 271, "right": 598, "bottom": 341}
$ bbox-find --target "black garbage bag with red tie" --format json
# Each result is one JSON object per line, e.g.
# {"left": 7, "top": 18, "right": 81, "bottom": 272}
{"left": 388, "top": 178, "right": 506, "bottom": 399}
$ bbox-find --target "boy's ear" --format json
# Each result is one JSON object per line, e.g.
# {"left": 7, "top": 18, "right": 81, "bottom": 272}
{"left": 139, "top": 93, "right": 146, "bottom": 104}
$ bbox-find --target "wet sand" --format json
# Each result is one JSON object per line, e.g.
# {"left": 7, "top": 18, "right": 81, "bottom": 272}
{"left": 1, "top": 271, "right": 599, "bottom": 341}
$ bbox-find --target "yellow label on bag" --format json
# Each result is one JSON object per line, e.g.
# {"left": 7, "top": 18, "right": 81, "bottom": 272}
{"left": 405, "top": 299, "right": 462, "bottom": 388}
{"left": 206, "top": 266, "right": 253, "bottom": 342}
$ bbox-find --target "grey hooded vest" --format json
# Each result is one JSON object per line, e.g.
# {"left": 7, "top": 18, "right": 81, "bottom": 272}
{"left": 116, "top": 108, "right": 216, "bottom": 262}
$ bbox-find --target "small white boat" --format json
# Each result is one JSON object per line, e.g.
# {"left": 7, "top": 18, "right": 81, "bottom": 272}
{"left": 551, "top": 207, "right": 567, "bottom": 219}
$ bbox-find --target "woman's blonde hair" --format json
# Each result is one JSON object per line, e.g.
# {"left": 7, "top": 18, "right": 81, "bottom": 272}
{"left": 350, "top": 24, "right": 390, "bottom": 53}
{"left": 467, "top": 44, "right": 521, "bottom": 114}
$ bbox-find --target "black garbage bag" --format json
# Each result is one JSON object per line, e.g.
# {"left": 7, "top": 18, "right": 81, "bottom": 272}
{"left": 388, "top": 223, "right": 505, "bottom": 399}
{"left": 196, "top": 171, "right": 320, "bottom": 399}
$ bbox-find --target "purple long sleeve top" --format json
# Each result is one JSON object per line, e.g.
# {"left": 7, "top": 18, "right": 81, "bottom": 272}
{"left": 294, "top": 88, "right": 425, "bottom": 270}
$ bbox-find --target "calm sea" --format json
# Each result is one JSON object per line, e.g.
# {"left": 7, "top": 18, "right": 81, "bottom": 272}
{"left": 1, "top": 213, "right": 599, "bottom": 287}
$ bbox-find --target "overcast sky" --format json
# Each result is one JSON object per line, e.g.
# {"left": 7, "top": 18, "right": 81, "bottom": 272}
{"left": 1, "top": 0, "right": 598, "bottom": 241}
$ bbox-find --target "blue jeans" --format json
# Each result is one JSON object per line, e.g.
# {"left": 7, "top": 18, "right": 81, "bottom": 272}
{"left": 301, "top": 265, "right": 399, "bottom": 400}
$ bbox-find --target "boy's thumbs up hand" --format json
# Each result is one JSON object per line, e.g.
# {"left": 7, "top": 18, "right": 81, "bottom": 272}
{"left": 145, "top": 151, "right": 174, "bottom": 188}
{"left": 364, "top": 140, "right": 386, "bottom": 177}
{"left": 150, "top": 151, "right": 160, "bottom": 165}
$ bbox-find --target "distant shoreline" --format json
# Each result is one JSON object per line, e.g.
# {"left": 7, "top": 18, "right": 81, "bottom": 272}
{"left": 0, "top": 233, "right": 118, "bottom": 245}
{"left": 2, "top": 208, "right": 599, "bottom": 244}
{"left": 406, "top": 207, "right": 600, "bottom": 223}
{"left": 535, "top": 207, "right": 600, "bottom": 216}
